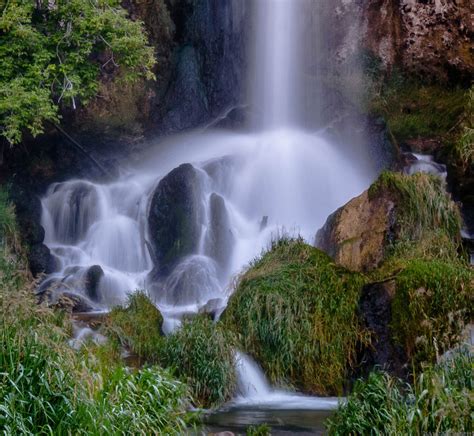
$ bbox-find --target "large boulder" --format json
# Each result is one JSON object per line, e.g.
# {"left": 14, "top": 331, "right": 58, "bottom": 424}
{"left": 148, "top": 163, "right": 204, "bottom": 276}
{"left": 84, "top": 265, "right": 104, "bottom": 301}
{"left": 316, "top": 172, "right": 461, "bottom": 272}
{"left": 316, "top": 190, "right": 395, "bottom": 272}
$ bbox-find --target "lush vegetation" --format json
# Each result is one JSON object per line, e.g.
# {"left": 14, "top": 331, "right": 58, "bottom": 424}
{"left": 327, "top": 349, "right": 473, "bottom": 435}
{"left": 0, "top": 191, "right": 195, "bottom": 434}
{"left": 223, "top": 237, "right": 369, "bottom": 396}
{"left": 369, "top": 171, "right": 462, "bottom": 248}
{"left": 107, "top": 298, "right": 236, "bottom": 408}
{"left": 390, "top": 259, "right": 473, "bottom": 368}
{"left": 0, "top": 0, "right": 155, "bottom": 145}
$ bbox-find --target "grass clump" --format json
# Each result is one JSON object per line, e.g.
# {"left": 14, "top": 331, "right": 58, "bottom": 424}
{"left": 247, "top": 423, "right": 271, "bottom": 435}
{"left": 160, "top": 316, "right": 237, "bottom": 408}
{"left": 105, "top": 291, "right": 164, "bottom": 361}
{"left": 369, "top": 171, "right": 462, "bottom": 251}
{"left": 223, "top": 237, "right": 368, "bottom": 396}
{"left": 0, "top": 191, "right": 195, "bottom": 434}
{"left": 327, "top": 349, "right": 473, "bottom": 435}
{"left": 105, "top": 294, "right": 236, "bottom": 408}
{"left": 391, "top": 259, "right": 473, "bottom": 367}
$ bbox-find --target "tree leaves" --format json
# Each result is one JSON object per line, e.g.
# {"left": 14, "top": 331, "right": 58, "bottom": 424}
{"left": 0, "top": 0, "right": 156, "bottom": 145}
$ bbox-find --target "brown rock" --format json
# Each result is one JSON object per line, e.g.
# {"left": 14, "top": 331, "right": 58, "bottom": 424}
{"left": 315, "top": 190, "right": 395, "bottom": 272}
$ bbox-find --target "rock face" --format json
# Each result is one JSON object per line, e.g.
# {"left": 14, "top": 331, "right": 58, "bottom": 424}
{"left": 357, "top": 280, "right": 408, "bottom": 379}
{"left": 316, "top": 190, "right": 395, "bottom": 272}
{"left": 313, "top": 0, "right": 473, "bottom": 83}
{"left": 148, "top": 163, "right": 204, "bottom": 276}
{"left": 155, "top": 0, "right": 249, "bottom": 133}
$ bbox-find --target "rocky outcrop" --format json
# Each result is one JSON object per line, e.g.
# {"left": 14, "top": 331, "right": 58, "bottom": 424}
{"left": 85, "top": 265, "right": 104, "bottom": 301}
{"left": 155, "top": 0, "right": 249, "bottom": 133}
{"left": 148, "top": 163, "right": 204, "bottom": 276}
{"left": 314, "top": 0, "right": 473, "bottom": 83}
{"left": 316, "top": 190, "right": 395, "bottom": 272}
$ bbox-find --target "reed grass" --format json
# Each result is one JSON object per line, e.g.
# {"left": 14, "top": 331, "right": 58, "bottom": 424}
{"left": 327, "top": 349, "right": 473, "bottom": 435}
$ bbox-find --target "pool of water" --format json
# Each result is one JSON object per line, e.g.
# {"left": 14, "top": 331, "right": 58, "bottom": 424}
{"left": 201, "top": 405, "right": 334, "bottom": 435}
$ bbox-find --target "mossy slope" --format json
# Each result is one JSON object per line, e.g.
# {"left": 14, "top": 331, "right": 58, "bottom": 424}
{"left": 223, "top": 238, "right": 368, "bottom": 396}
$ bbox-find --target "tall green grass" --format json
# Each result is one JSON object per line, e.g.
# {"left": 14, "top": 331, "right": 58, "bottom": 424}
{"left": 327, "top": 349, "right": 473, "bottom": 435}
{"left": 223, "top": 237, "right": 369, "bottom": 395}
{"left": 0, "top": 189, "right": 195, "bottom": 434}
{"left": 106, "top": 294, "right": 236, "bottom": 408}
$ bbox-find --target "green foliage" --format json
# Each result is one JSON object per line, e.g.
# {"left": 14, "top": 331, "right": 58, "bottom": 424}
{"left": 160, "top": 316, "right": 237, "bottom": 408}
{"left": 0, "top": 0, "right": 155, "bottom": 144}
{"left": 105, "top": 291, "right": 164, "bottom": 362}
{"left": 391, "top": 259, "right": 473, "bottom": 367}
{"left": 84, "top": 366, "right": 194, "bottom": 435}
{"left": 106, "top": 294, "right": 236, "bottom": 408}
{"left": 247, "top": 423, "right": 272, "bottom": 436}
{"left": 0, "top": 197, "right": 194, "bottom": 434}
{"left": 452, "top": 86, "right": 474, "bottom": 169}
{"left": 223, "top": 237, "right": 368, "bottom": 396}
{"left": 327, "top": 350, "right": 473, "bottom": 435}
{"left": 369, "top": 171, "right": 462, "bottom": 248}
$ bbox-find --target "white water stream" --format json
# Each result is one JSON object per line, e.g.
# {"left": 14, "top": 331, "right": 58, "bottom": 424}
{"left": 40, "top": 0, "right": 376, "bottom": 409}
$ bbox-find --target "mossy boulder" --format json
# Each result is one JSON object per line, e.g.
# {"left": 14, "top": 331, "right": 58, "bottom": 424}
{"left": 222, "top": 238, "right": 368, "bottom": 396}
{"left": 316, "top": 171, "right": 462, "bottom": 272}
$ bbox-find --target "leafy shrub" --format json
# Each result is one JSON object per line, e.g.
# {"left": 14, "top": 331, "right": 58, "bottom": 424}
{"left": 0, "top": 0, "right": 155, "bottom": 145}
{"left": 160, "top": 316, "right": 237, "bottom": 408}
{"left": 327, "top": 350, "right": 473, "bottom": 435}
{"left": 223, "top": 238, "right": 368, "bottom": 395}
{"left": 247, "top": 423, "right": 272, "bottom": 436}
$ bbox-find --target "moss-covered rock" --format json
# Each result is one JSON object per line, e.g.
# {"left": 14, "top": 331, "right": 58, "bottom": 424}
{"left": 316, "top": 171, "right": 462, "bottom": 272}
{"left": 222, "top": 238, "right": 368, "bottom": 396}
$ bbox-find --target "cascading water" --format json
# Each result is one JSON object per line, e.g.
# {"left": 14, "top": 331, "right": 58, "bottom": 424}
{"left": 40, "top": 0, "right": 376, "bottom": 412}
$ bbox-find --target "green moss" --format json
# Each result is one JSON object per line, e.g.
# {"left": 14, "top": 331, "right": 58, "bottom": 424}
{"left": 369, "top": 79, "right": 468, "bottom": 144}
{"left": 222, "top": 238, "right": 368, "bottom": 396}
{"left": 105, "top": 291, "right": 164, "bottom": 361}
{"left": 369, "top": 171, "right": 462, "bottom": 254}
{"left": 160, "top": 316, "right": 237, "bottom": 408}
{"left": 391, "top": 259, "right": 473, "bottom": 367}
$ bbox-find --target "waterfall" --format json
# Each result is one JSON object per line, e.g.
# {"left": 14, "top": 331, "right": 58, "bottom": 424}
{"left": 39, "top": 0, "right": 377, "bottom": 408}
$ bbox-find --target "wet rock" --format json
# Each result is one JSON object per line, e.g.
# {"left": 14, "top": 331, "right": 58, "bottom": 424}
{"left": 357, "top": 280, "right": 408, "bottom": 379}
{"left": 199, "top": 297, "right": 226, "bottom": 320}
{"left": 148, "top": 163, "right": 204, "bottom": 276}
{"left": 85, "top": 265, "right": 104, "bottom": 301}
{"left": 204, "top": 193, "right": 234, "bottom": 273}
{"left": 315, "top": 190, "right": 395, "bottom": 272}
{"left": 29, "top": 243, "right": 57, "bottom": 277}
{"left": 54, "top": 292, "right": 95, "bottom": 313}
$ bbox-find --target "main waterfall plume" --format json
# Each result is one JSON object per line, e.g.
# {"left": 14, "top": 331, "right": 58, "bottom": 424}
{"left": 40, "top": 0, "right": 375, "bottom": 362}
